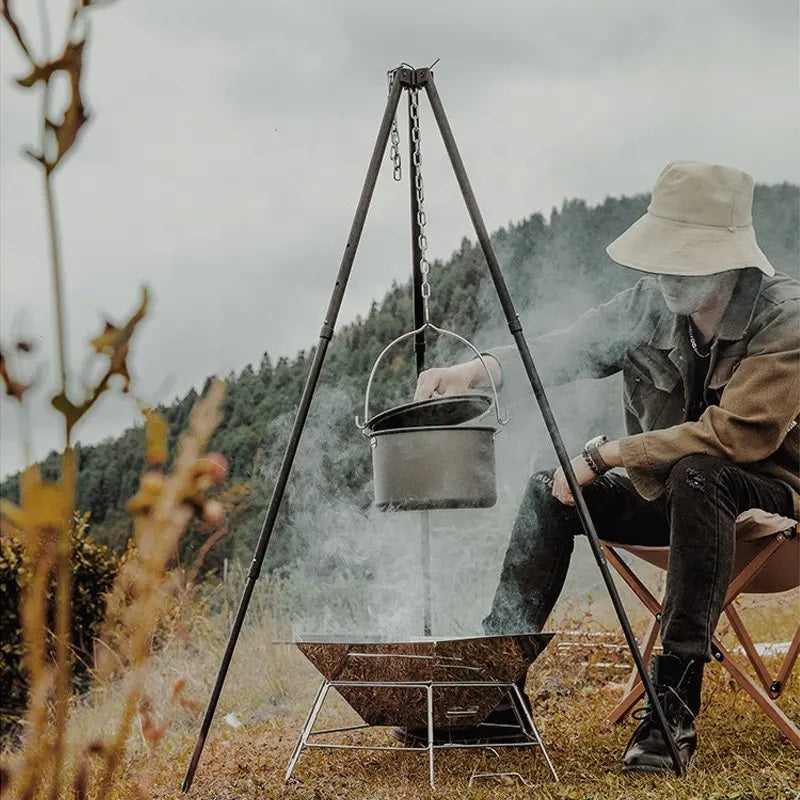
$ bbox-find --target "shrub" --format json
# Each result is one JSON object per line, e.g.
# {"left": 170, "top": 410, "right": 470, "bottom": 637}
{"left": 0, "top": 514, "right": 119, "bottom": 738}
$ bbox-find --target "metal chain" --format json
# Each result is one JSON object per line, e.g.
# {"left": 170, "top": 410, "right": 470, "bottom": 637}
{"left": 687, "top": 317, "right": 710, "bottom": 358}
{"left": 387, "top": 70, "right": 402, "bottom": 181}
{"left": 409, "top": 88, "right": 432, "bottom": 321}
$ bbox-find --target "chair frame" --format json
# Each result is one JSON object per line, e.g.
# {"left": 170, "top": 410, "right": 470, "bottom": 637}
{"left": 600, "top": 524, "right": 800, "bottom": 749}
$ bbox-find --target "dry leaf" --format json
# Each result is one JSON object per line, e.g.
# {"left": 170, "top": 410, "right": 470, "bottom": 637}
{"left": 143, "top": 409, "right": 168, "bottom": 466}
{"left": 89, "top": 287, "right": 150, "bottom": 391}
{"left": 0, "top": 349, "right": 31, "bottom": 401}
{"left": 17, "top": 38, "right": 90, "bottom": 173}
{"left": 52, "top": 289, "right": 150, "bottom": 434}
{"left": 0, "top": 464, "right": 72, "bottom": 539}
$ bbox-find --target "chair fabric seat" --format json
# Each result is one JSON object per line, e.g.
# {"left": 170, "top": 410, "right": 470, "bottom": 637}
{"left": 603, "top": 509, "right": 799, "bottom": 594}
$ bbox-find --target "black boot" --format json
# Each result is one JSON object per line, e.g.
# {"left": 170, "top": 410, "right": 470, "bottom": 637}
{"left": 622, "top": 653, "right": 703, "bottom": 774}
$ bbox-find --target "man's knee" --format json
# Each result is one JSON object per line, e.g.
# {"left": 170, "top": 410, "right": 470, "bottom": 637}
{"left": 666, "top": 453, "right": 728, "bottom": 498}
{"left": 525, "top": 471, "right": 561, "bottom": 511}
{"left": 529, "top": 470, "right": 556, "bottom": 494}
{"left": 521, "top": 470, "right": 579, "bottom": 529}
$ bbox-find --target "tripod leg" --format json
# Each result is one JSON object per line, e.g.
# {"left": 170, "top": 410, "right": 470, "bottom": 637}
{"left": 423, "top": 74, "right": 685, "bottom": 778}
{"left": 181, "top": 76, "right": 405, "bottom": 793}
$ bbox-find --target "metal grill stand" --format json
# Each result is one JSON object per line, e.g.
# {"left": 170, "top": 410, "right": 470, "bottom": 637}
{"left": 284, "top": 651, "right": 558, "bottom": 788}
{"left": 182, "top": 64, "right": 686, "bottom": 793}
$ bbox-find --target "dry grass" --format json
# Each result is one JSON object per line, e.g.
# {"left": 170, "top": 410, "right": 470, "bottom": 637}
{"left": 59, "top": 579, "right": 799, "bottom": 800}
{"left": 2, "top": 5, "right": 798, "bottom": 798}
{"left": 0, "top": 4, "right": 235, "bottom": 796}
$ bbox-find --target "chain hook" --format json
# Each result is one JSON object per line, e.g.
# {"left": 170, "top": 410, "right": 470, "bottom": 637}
{"left": 409, "top": 87, "right": 432, "bottom": 323}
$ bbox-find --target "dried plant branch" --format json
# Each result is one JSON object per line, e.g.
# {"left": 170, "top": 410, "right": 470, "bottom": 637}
{"left": 51, "top": 288, "right": 150, "bottom": 439}
{"left": 8, "top": 2, "right": 92, "bottom": 416}
{"left": 186, "top": 524, "right": 231, "bottom": 586}
{"left": 1, "top": 4, "right": 233, "bottom": 797}
{"left": 95, "top": 381, "right": 226, "bottom": 794}
{"left": 1, "top": 1, "right": 37, "bottom": 65}
{"left": 2, "top": 458, "right": 75, "bottom": 800}
{"left": 43, "top": 140, "right": 70, "bottom": 402}
{"left": 49, "top": 453, "right": 76, "bottom": 800}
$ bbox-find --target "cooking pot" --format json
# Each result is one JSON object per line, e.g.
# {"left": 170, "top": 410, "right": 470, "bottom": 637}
{"left": 369, "top": 423, "right": 497, "bottom": 510}
{"left": 356, "top": 324, "right": 508, "bottom": 511}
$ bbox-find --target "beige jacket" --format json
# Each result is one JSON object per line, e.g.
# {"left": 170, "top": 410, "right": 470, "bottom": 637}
{"left": 487, "top": 269, "right": 800, "bottom": 517}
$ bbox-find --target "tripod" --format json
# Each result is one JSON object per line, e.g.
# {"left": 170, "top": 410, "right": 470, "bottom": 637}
{"left": 182, "top": 65, "right": 684, "bottom": 791}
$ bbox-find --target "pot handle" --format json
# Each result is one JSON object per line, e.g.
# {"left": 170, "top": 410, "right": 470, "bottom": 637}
{"left": 355, "top": 322, "right": 509, "bottom": 433}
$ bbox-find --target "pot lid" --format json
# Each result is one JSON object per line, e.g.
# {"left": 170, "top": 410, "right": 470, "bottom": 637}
{"left": 365, "top": 393, "right": 492, "bottom": 433}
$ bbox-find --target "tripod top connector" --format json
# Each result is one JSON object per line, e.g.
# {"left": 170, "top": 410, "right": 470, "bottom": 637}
{"left": 391, "top": 65, "right": 431, "bottom": 88}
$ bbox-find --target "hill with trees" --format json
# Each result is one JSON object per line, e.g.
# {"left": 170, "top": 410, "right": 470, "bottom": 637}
{"left": 2, "top": 183, "right": 798, "bottom": 583}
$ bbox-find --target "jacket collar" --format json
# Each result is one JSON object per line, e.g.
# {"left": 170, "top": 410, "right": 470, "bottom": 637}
{"left": 717, "top": 269, "right": 763, "bottom": 341}
{"left": 648, "top": 269, "right": 763, "bottom": 350}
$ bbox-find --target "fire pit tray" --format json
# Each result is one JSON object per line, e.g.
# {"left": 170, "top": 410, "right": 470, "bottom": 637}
{"left": 295, "top": 633, "right": 552, "bottom": 728}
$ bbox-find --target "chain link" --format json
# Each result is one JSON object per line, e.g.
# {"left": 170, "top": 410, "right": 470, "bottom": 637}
{"left": 387, "top": 70, "right": 402, "bottom": 181}
{"left": 409, "top": 88, "right": 432, "bottom": 321}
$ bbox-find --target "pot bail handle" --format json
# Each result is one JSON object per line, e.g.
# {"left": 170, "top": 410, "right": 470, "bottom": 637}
{"left": 355, "top": 322, "right": 509, "bottom": 433}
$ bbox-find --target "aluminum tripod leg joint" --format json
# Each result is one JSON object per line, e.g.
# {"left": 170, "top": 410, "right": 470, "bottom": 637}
{"left": 392, "top": 65, "right": 431, "bottom": 88}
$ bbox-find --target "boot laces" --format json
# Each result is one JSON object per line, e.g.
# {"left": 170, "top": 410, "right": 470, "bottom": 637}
{"left": 631, "top": 684, "right": 694, "bottom": 727}
{"left": 629, "top": 668, "right": 696, "bottom": 743}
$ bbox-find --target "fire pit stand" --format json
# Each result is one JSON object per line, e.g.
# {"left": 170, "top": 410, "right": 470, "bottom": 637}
{"left": 286, "top": 637, "right": 559, "bottom": 788}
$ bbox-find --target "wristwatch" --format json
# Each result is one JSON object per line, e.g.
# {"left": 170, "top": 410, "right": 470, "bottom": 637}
{"left": 582, "top": 434, "right": 610, "bottom": 476}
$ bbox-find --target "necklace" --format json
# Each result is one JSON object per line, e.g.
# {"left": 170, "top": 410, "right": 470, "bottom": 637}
{"left": 687, "top": 317, "right": 710, "bottom": 359}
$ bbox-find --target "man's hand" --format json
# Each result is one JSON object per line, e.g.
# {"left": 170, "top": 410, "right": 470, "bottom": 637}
{"left": 551, "top": 439, "right": 622, "bottom": 505}
{"left": 551, "top": 453, "right": 599, "bottom": 506}
{"left": 414, "top": 356, "right": 502, "bottom": 401}
{"left": 414, "top": 362, "right": 478, "bottom": 401}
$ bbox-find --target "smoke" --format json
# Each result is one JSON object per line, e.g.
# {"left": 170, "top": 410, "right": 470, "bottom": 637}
{"left": 458, "top": 220, "right": 637, "bottom": 627}
{"left": 251, "top": 211, "right": 639, "bottom": 641}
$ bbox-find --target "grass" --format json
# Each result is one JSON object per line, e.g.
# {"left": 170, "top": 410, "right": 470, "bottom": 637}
{"left": 60, "top": 576, "right": 799, "bottom": 800}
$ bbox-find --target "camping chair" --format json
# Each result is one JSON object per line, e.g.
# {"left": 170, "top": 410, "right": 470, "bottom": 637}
{"left": 600, "top": 509, "right": 800, "bottom": 749}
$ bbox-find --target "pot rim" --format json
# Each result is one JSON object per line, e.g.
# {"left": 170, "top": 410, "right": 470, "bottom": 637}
{"left": 368, "top": 423, "right": 497, "bottom": 437}
{"left": 363, "top": 393, "right": 493, "bottom": 434}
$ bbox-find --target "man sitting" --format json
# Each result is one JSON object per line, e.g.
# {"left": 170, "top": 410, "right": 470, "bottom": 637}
{"left": 412, "top": 161, "right": 800, "bottom": 772}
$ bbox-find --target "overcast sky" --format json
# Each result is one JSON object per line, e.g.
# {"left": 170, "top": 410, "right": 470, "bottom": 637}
{"left": 1, "top": 0, "right": 798, "bottom": 478}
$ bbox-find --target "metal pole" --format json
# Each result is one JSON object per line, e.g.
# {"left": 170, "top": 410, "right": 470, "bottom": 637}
{"left": 181, "top": 73, "right": 405, "bottom": 794}
{"left": 407, "top": 85, "right": 433, "bottom": 637}
{"left": 420, "top": 511, "right": 432, "bottom": 636}
{"left": 423, "top": 71, "right": 685, "bottom": 777}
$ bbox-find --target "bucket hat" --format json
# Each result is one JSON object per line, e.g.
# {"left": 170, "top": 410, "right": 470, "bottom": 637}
{"left": 606, "top": 161, "right": 775, "bottom": 277}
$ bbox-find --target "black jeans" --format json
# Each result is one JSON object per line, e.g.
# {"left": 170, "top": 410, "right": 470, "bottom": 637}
{"left": 483, "top": 454, "right": 794, "bottom": 661}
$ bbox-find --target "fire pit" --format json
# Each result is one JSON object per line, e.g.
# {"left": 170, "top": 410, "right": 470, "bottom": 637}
{"left": 295, "top": 632, "right": 552, "bottom": 728}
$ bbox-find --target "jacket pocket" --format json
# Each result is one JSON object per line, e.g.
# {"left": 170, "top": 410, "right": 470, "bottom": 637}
{"left": 623, "top": 359, "right": 679, "bottom": 429}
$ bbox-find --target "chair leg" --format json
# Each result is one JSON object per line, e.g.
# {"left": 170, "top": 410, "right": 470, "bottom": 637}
{"left": 723, "top": 602, "right": 773, "bottom": 693}
{"left": 774, "top": 624, "right": 800, "bottom": 698}
{"left": 712, "top": 639, "right": 800, "bottom": 750}
{"left": 601, "top": 545, "right": 662, "bottom": 616}
{"left": 604, "top": 614, "right": 659, "bottom": 726}
{"left": 625, "top": 614, "right": 661, "bottom": 694}
{"left": 601, "top": 546, "right": 666, "bottom": 726}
